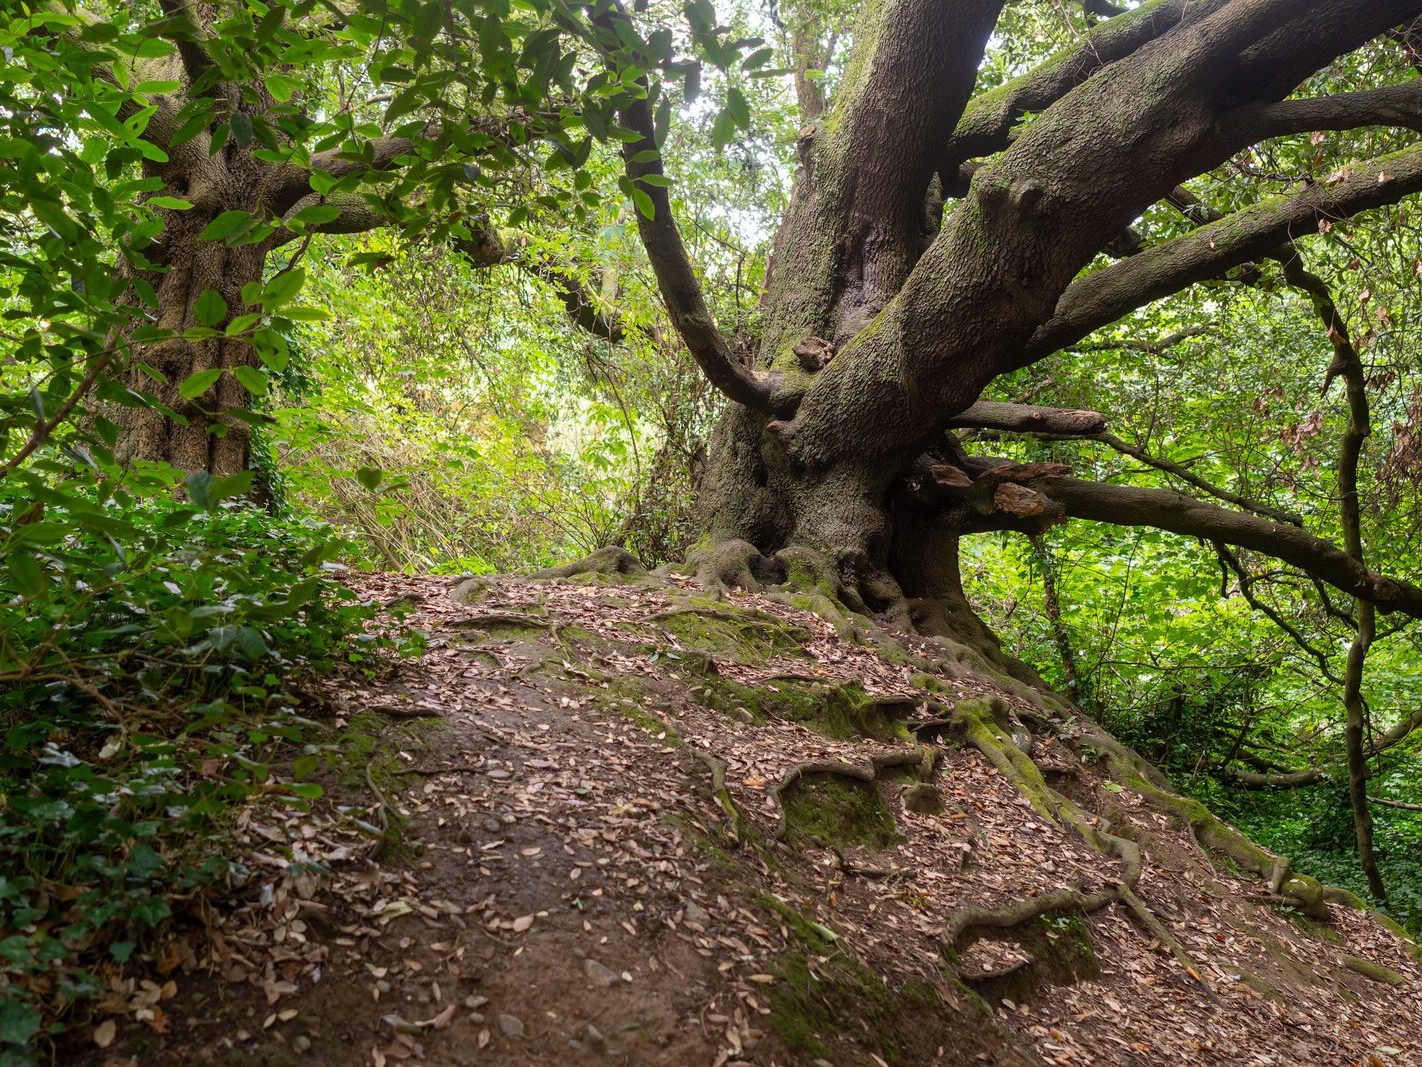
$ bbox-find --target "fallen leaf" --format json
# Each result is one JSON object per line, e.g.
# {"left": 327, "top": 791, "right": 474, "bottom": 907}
{"left": 93, "top": 1020, "right": 117, "bottom": 1049}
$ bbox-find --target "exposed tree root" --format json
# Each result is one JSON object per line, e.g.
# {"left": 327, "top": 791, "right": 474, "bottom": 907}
{"left": 1060, "top": 723, "right": 1336, "bottom": 920}
{"left": 685, "top": 538, "right": 784, "bottom": 594}
{"left": 533, "top": 545, "right": 646, "bottom": 579}
{"left": 1118, "top": 883, "right": 1220, "bottom": 1004}
{"left": 938, "top": 696, "right": 1227, "bottom": 1002}
{"left": 690, "top": 747, "right": 744, "bottom": 845}
{"left": 942, "top": 887, "right": 1118, "bottom": 949}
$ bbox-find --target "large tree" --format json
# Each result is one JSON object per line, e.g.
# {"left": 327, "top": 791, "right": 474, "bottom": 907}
{"left": 573, "top": 0, "right": 1422, "bottom": 892}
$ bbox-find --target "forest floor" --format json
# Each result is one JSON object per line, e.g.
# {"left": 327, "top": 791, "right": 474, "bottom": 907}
{"left": 74, "top": 569, "right": 1422, "bottom": 1066}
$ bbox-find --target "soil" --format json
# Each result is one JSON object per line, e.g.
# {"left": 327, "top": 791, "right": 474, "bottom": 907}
{"left": 72, "top": 571, "right": 1422, "bottom": 1066}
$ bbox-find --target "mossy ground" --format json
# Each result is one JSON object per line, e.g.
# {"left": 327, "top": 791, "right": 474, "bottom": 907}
{"left": 781, "top": 774, "right": 902, "bottom": 849}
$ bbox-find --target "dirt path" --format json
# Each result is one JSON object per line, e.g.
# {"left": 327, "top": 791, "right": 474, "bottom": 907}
{"left": 78, "top": 572, "right": 1422, "bottom": 1066}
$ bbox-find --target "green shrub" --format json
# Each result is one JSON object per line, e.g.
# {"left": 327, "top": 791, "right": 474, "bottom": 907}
{"left": 0, "top": 475, "right": 382, "bottom": 1063}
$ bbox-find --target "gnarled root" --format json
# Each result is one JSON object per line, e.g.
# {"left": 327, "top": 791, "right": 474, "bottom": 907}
{"left": 686, "top": 538, "right": 784, "bottom": 594}
{"left": 1060, "top": 722, "right": 1335, "bottom": 920}
{"left": 941, "top": 698, "right": 1222, "bottom": 996}
{"left": 533, "top": 545, "right": 645, "bottom": 580}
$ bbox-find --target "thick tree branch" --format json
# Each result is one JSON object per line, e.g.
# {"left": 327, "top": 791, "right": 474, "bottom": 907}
{"left": 615, "top": 95, "right": 772, "bottom": 410}
{"left": 1016, "top": 475, "right": 1422, "bottom": 617}
{"left": 938, "top": 0, "right": 1229, "bottom": 190}
{"left": 155, "top": 0, "right": 219, "bottom": 89}
{"left": 1082, "top": 0, "right": 1129, "bottom": 19}
{"left": 1220, "top": 81, "right": 1422, "bottom": 143}
{"left": 1025, "top": 143, "right": 1422, "bottom": 364}
{"left": 944, "top": 401, "right": 1106, "bottom": 435}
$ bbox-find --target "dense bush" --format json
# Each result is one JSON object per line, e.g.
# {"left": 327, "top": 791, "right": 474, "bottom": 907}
{"left": 0, "top": 472, "right": 381, "bottom": 1061}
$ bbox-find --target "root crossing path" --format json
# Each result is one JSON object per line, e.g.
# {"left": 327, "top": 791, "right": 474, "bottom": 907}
{"left": 83, "top": 570, "right": 1422, "bottom": 1066}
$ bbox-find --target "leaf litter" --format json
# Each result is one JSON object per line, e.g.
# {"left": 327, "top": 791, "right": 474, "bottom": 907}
{"left": 73, "top": 571, "right": 1422, "bottom": 1066}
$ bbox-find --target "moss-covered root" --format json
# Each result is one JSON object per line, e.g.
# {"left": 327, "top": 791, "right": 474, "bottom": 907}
{"left": 690, "top": 747, "right": 746, "bottom": 845}
{"left": 685, "top": 538, "right": 784, "bottom": 594}
{"left": 1068, "top": 726, "right": 1337, "bottom": 921}
{"left": 533, "top": 545, "right": 645, "bottom": 580}
{"left": 943, "top": 698, "right": 1143, "bottom": 947}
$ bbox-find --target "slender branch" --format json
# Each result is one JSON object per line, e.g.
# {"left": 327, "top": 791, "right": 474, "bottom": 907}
{"left": 1224, "top": 706, "right": 1422, "bottom": 790}
{"left": 1091, "top": 432, "right": 1302, "bottom": 527}
{"left": 1013, "top": 475, "right": 1422, "bottom": 617}
{"left": 0, "top": 349, "right": 117, "bottom": 481}
{"left": 526, "top": 261, "right": 625, "bottom": 344}
{"left": 1370, "top": 796, "right": 1422, "bottom": 812}
{"left": 1213, "top": 542, "right": 1341, "bottom": 683}
{"left": 1284, "top": 250, "right": 1387, "bottom": 897}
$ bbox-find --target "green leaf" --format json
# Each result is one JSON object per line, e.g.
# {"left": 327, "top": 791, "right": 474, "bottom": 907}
{"left": 193, "top": 288, "right": 227, "bottom": 327}
{"left": 725, "top": 87, "right": 750, "bottom": 129}
{"left": 265, "top": 74, "right": 299, "bottom": 102}
{"left": 7, "top": 552, "right": 45, "bottom": 597}
{"left": 230, "top": 111, "right": 253, "bottom": 149}
{"left": 289, "top": 204, "right": 342, "bottom": 227}
{"left": 233, "top": 365, "right": 268, "bottom": 395}
{"left": 186, "top": 470, "right": 214, "bottom": 508}
{"left": 356, "top": 466, "right": 383, "bottom": 491}
{"left": 198, "top": 210, "right": 253, "bottom": 242}
{"left": 741, "top": 47, "right": 774, "bottom": 70}
{"left": 148, "top": 196, "right": 194, "bottom": 210}
{"left": 632, "top": 188, "right": 655, "bottom": 221}
{"left": 226, "top": 313, "right": 263, "bottom": 336}
{"left": 178, "top": 368, "right": 222, "bottom": 399}
{"left": 260, "top": 267, "right": 306, "bottom": 308}
{"left": 211, "top": 470, "right": 255, "bottom": 503}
